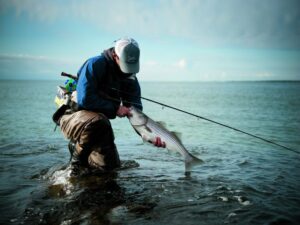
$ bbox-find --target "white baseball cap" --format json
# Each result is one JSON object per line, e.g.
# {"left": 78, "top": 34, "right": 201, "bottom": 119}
{"left": 115, "top": 37, "right": 140, "bottom": 74}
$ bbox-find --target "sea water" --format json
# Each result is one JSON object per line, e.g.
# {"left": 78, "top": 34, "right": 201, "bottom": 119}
{"left": 0, "top": 80, "right": 299, "bottom": 224}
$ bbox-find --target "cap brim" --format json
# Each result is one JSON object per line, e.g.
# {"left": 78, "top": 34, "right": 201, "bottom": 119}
{"left": 119, "top": 60, "right": 140, "bottom": 74}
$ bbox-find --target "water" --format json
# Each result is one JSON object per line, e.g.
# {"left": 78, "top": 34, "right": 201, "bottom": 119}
{"left": 0, "top": 80, "right": 299, "bottom": 225}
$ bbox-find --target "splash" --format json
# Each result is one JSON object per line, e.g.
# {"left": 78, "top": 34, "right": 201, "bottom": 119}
{"left": 48, "top": 166, "right": 73, "bottom": 197}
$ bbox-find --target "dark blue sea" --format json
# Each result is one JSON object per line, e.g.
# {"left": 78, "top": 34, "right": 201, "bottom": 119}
{"left": 0, "top": 80, "right": 299, "bottom": 225}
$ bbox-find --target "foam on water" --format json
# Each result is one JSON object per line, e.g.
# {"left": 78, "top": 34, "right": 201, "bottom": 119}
{"left": 48, "top": 166, "right": 73, "bottom": 196}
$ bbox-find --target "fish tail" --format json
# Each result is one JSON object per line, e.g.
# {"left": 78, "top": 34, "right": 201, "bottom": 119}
{"left": 185, "top": 153, "right": 204, "bottom": 171}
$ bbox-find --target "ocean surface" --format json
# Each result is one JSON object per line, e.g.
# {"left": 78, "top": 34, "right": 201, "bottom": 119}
{"left": 0, "top": 80, "right": 299, "bottom": 225}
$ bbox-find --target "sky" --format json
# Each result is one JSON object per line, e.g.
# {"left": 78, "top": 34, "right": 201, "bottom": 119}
{"left": 0, "top": 0, "right": 299, "bottom": 81}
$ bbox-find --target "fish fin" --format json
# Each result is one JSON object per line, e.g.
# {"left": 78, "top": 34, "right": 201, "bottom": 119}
{"left": 185, "top": 153, "right": 204, "bottom": 172}
{"left": 145, "top": 126, "right": 152, "bottom": 133}
{"left": 141, "top": 134, "right": 147, "bottom": 142}
{"left": 141, "top": 134, "right": 154, "bottom": 144}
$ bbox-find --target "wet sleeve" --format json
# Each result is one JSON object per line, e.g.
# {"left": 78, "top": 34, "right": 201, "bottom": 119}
{"left": 76, "top": 59, "right": 119, "bottom": 119}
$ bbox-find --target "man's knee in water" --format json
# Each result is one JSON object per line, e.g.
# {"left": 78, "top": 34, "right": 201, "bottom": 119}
{"left": 74, "top": 113, "right": 120, "bottom": 171}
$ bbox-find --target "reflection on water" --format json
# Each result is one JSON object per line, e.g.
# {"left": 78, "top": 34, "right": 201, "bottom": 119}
{"left": 23, "top": 166, "right": 122, "bottom": 224}
{"left": 12, "top": 156, "right": 298, "bottom": 225}
{"left": 1, "top": 141, "right": 299, "bottom": 225}
{"left": 0, "top": 81, "right": 300, "bottom": 225}
{"left": 22, "top": 160, "right": 158, "bottom": 225}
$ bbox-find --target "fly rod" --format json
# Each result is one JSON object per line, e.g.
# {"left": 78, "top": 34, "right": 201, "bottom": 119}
{"left": 60, "top": 72, "right": 299, "bottom": 154}
{"left": 61, "top": 72, "right": 78, "bottom": 80}
{"left": 110, "top": 88, "right": 299, "bottom": 155}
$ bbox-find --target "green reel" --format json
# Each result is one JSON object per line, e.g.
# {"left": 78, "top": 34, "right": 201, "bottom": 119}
{"left": 64, "top": 78, "right": 77, "bottom": 92}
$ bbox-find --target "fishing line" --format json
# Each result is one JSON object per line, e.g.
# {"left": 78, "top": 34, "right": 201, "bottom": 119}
{"left": 111, "top": 88, "right": 300, "bottom": 155}
{"left": 60, "top": 72, "right": 299, "bottom": 154}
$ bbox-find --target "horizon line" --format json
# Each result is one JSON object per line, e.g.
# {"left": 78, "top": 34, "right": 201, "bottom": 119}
{"left": 1, "top": 78, "right": 300, "bottom": 83}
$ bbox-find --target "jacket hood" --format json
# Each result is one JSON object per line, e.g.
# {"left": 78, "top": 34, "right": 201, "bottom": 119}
{"left": 103, "top": 48, "right": 114, "bottom": 63}
{"left": 103, "top": 48, "right": 134, "bottom": 78}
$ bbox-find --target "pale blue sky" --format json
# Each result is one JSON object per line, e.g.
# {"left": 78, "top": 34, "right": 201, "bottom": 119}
{"left": 0, "top": 0, "right": 299, "bottom": 81}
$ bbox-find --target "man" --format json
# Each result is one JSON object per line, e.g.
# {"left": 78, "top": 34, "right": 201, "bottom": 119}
{"left": 58, "top": 37, "right": 164, "bottom": 175}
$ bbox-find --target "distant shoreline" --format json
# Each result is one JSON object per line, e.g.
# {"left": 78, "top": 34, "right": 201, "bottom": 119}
{"left": 0, "top": 79, "right": 300, "bottom": 83}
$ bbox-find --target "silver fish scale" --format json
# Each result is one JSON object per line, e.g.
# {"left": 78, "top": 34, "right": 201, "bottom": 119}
{"left": 146, "top": 118, "right": 187, "bottom": 156}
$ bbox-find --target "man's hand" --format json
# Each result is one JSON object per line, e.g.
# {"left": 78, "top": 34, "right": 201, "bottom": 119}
{"left": 117, "top": 106, "right": 131, "bottom": 117}
{"left": 153, "top": 137, "right": 166, "bottom": 148}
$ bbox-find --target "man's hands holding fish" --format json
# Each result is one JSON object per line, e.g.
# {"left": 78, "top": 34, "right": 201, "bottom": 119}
{"left": 117, "top": 106, "right": 166, "bottom": 148}
{"left": 153, "top": 137, "right": 166, "bottom": 148}
{"left": 117, "top": 105, "right": 132, "bottom": 117}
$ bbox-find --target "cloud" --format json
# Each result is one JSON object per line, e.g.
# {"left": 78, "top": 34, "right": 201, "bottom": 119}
{"left": 1, "top": 0, "right": 300, "bottom": 48}
{"left": 0, "top": 0, "right": 63, "bottom": 22}
{"left": 0, "top": 54, "right": 79, "bottom": 79}
{"left": 175, "top": 59, "right": 187, "bottom": 69}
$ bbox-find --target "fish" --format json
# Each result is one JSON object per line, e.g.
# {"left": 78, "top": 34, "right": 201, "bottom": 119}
{"left": 128, "top": 107, "right": 204, "bottom": 171}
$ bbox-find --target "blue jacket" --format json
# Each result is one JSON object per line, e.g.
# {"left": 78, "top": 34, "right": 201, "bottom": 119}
{"left": 76, "top": 48, "right": 143, "bottom": 119}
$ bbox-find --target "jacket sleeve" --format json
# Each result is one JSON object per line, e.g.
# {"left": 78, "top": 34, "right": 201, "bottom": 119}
{"left": 121, "top": 74, "right": 143, "bottom": 111}
{"left": 76, "top": 58, "right": 119, "bottom": 119}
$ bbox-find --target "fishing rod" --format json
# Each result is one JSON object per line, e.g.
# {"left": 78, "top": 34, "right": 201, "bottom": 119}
{"left": 60, "top": 72, "right": 299, "bottom": 154}
{"left": 61, "top": 72, "right": 78, "bottom": 80}
{"left": 110, "top": 88, "right": 299, "bottom": 155}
